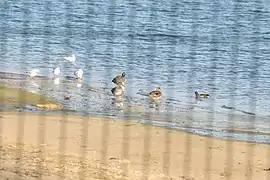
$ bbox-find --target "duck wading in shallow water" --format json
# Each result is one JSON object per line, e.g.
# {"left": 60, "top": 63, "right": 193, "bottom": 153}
{"left": 112, "top": 72, "right": 126, "bottom": 85}
{"left": 149, "top": 87, "right": 162, "bottom": 100}
{"left": 111, "top": 82, "right": 125, "bottom": 97}
{"left": 195, "top": 91, "right": 210, "bottom": 99}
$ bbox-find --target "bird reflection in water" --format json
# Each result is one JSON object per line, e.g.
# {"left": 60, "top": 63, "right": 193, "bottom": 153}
{"left": 149, "top": 99, "right": 161, "bottom": 110}
{"left": 111, "top": 97, "right": 124, "bottom": 110}
{"left": 76, "top": 79, "right": 83, "bottom": 88}
{"left": 53, "top": 77, "right": 60, "bottom": 85}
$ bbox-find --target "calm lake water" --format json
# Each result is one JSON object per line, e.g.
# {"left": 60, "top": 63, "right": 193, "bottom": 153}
{"left": 0, "top": 0, "right": 270, "bottom": 144}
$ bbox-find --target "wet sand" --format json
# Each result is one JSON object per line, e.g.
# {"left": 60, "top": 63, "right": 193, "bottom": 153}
{"left": 0, "top": 111, "right": 269, "bottom": 180}
{"left": 0, "top": 84, "right": 63, "bottom": 110}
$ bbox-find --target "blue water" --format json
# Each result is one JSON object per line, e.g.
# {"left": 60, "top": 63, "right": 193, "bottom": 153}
{"left": 0, "top": 0, "right": 270, "bottom": 144}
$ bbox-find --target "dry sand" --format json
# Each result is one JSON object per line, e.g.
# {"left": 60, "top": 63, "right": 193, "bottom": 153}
{"left": 0, "top": 111, "right": 269, "bottom": 180}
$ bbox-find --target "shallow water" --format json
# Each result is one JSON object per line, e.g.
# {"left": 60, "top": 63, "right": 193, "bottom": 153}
{"left": 1, "top": 72, "right": 269, "bottom": 144}
{"left": 0, "top": 0, "right": 270, "bottom": 144}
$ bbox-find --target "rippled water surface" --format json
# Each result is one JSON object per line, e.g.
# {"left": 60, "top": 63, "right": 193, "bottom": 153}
{"left": 0, "top": 0, "right": 270, "bottom": 144}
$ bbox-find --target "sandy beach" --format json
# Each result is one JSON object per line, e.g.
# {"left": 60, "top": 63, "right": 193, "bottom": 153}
{"left": 0, "top": 111, "right": 269, "bottom": 180}
{"left": 1, "top": 0, "right": 270, "bottom": 179}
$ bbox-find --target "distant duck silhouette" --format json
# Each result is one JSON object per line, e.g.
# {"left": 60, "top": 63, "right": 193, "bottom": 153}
{"left": 195, "top": 91, "right": 210, "bottom": 99}
{"left": 111, "top": 82, "right": 125, "bottom": 97}
{"left": 53, "top": 67, "right": 60, "bottom": 77}
{"left": 149, "top": 87, "right": 162, "bottom": 100}
{"left": 112, "top": 72, "right": 126, "bottom": 85}
{"left": 28, "top": 69, "right": 40, "bottom": 77}
{"left": 74, "top": 69, "right": 83, "bottom": 79}
{"left": 64, "top": 54, "right": 76, "bottom": 63}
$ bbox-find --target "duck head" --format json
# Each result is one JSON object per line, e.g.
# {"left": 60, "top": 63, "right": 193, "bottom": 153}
{"left": 156, "top": 87, "right": 162, "bottom": 92}
{"left": 195, "top": 91, "right": 199, "bottom": 98}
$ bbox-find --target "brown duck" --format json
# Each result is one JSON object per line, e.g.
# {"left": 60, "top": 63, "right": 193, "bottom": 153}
{"left": 149, "top": 87, "right": 162, "bottom": 100}
{"left": 111, "top": 82, "right": 125, "bottom": 96}
{"left": 112, "top": 72, "right": 126, "bottom": 85}
{"left": 195, "top": 91, "right": 210, "bottom": 99}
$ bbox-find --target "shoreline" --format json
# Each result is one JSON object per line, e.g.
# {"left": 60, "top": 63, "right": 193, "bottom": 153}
{"left": 0, "top": 111, "right": 269, "bottom": 180}
{"left": 3, "top": 108, "right": 270, "bottom": 146}
{"left": 0, "top": 82, "right": 269, "bottom": 145}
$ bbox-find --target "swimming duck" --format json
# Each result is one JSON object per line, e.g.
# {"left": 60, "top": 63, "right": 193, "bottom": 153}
{"left": 111, "top": 82, "right": 125, "bottom": 96}
{"left": 149, "top": 87, "right": 162, "bottom": 100}
{"left": 74, "top": 69, "right": 83, "bottom": 79}
{"left": 195, "top": 91, "right": 210, "bottom": 99}
{"left": 112, "top": 72, "right": 126, "bottom": 85}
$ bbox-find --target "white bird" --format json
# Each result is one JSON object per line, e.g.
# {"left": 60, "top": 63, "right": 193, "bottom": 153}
{"left": 74, "top": 69, "right": 83, "bottom": 79}
{"left": 64, "top": 54, "right": 76, "bottom": 63}
{"left": 53, "top": 67, "right": 60, "bottom": 77}
{"left": 29, "top": 69, "right": 40, "bottom": 77}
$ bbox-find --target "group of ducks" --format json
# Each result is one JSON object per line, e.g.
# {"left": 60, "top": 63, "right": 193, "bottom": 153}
{"left": 110, "top": 72, "right": 209, "bottom": 101}
{"left": 110, "top": 72, "right": 163, "bottom": 101}
{"left": 27, "top": 54, "right": 209, "bottom": 101}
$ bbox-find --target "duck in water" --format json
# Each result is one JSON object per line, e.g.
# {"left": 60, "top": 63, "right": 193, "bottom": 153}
{"left": 195, "top": 91, "right": 210, "bottom": 99}
{"left": 111, "top": 82, "right": 125, "bottom": 97}
{"left": 149, "top": 87, "right": 162, "bottom": 100}
{"left": 112, "top": 72, "right": 126, "bottom": 85}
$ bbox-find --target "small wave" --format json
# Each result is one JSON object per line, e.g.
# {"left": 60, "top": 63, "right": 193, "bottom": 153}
{"left": 221, "top": 105, "right": 255, "bottom": 115}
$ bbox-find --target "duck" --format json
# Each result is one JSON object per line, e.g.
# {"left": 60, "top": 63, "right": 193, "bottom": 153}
{"left": 64, "top": 54, "right": 76, "bottom": 63}
{"left": 149, "top": 87, "right": 162, "bottom": 100}
{"left": 195, "top": 91, "right": 210, "bottom": 99}
{"left": 53, "top": 67, "right": 60, "bottom": 77}
{"left": 74, "top": 69, "right": 83, "bottom": 79}
{"left": 111, "top": 82, "right": 125, "bottom": 97}
{"left": 112, "top": 72, "right": 126, "bottom": 85}
{"left": 29, "top": 69, "right": 40, "bottom": 77}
